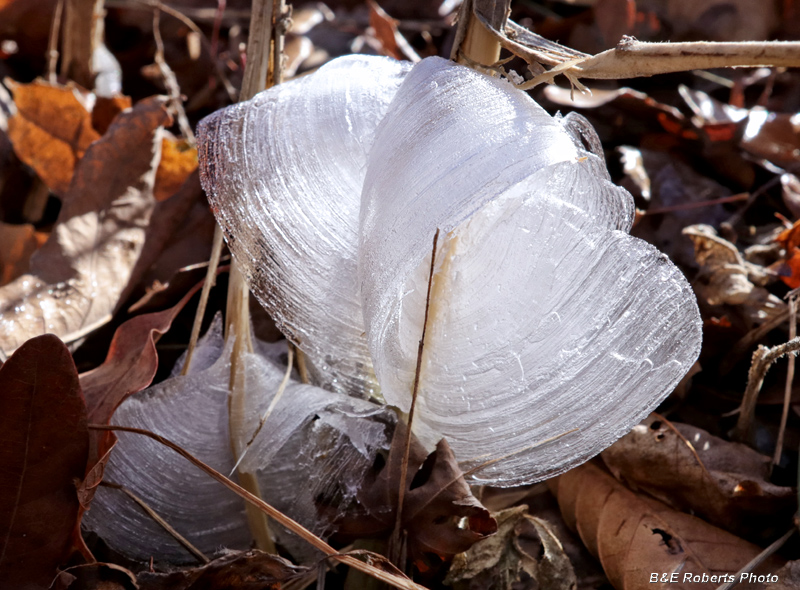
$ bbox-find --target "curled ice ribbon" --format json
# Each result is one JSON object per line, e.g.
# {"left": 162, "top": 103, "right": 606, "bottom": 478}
{"left": 198, "top": 54, "right": 702, "bottom": 486}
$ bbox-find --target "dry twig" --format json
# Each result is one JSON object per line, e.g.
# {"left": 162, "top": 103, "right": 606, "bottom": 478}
{"left": 733, "top": 337, "right": 800, "bottom": 441}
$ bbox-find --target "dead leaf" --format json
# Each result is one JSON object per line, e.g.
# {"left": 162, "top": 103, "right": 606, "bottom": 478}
{"left": 136, "top": 550, "right": 306, "bottom": 590}
{"left": 601, "top": 414, "right": 795, "bottom": 540}
{"left": 781, "top": 173, "right": 800, "bottom": 220}
{"left": 52, "top": 562, "right": 137, "bottom": 590}
{"left": 683, "top": 224, "right": 784, "bottom": 324}
{"left": 0, "top": 334, "right": 89, "bottom": 589}
{"left": 368, "top": 0, "right": 404, "bottom": 60}
{"left": 153, "top": 134, "right": 198, "bottom": 202}
{"left": 549, "top": 462, "right": 781, "bottom": 590}
{"left": 445, "top": 505, "right": 576, "bottom": 590}
{"left": 80, "top": 275, "right": 207, "bottom": 429}
{"left": 6, "top": 79, "right": 100, "bottom": 196}
{"left": 0, "top": 96, "right": 171, "bottom": 356}
{"left": 336, "top": 422, "right": 497, "bottom": 568}
{"left": 91, "top": 95, "right": 132, "bottom": 136}
{"left": 0, "top": 221, "right": 47, "bottom": 286}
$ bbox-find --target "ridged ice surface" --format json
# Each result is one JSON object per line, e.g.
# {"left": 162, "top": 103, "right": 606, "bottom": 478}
{"left": 363, "top": 189, "right": 700, "bottom": 485}
{"left": 197, "top": 55, "right": 702, "bottom": 487}
{"left": 198, "top": 56, "right": 412, "bottom": 398}
{"left": 84, "top": 319, "right": 393, "bottom": 563}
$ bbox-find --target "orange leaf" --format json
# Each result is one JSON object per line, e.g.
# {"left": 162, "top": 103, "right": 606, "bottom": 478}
{"left": 780, "top": 248, "right": 800, "bottom": 288}
{"left": 6, "top": 80, "right": 100, "bottom": 195}
{"left": 91, "top": 95, "right": 132, "bottom": 136}
{"left": 0, "top": 222, "right": 47, "bottom": 286}
{"left": 776, "top": 219, "right": 800, "bottom": 252}
{"left": 154, "top": 136, "right": 198, "bottom": 201}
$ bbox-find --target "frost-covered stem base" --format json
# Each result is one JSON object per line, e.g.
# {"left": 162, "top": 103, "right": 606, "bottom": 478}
{"left": 224, "top": 0, "right": 279, "bottom": 554}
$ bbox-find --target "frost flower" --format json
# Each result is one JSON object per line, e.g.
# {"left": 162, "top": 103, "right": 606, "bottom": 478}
{"left": 198, "top": 55, "right": 702, "bottom": 486}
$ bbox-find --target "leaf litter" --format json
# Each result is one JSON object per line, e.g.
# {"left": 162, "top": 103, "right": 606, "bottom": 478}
{"left": 1, "top": 0, "right": 800, "bottom": 587}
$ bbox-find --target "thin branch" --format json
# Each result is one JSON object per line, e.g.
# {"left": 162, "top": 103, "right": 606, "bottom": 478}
{"left": 733, "top": 336, "right": 800, "bottom": 441}
{"left": 519, "top": 38, "right": 800, "bottom": 90}
{"left": 773, "top": 293, "right": 799, "bottom": 472}
{"left": 87, "top": 424, "right": 430, "bottom": 590}
{"left": 465, "top": 0, "right": 800, "bottom": 89}
{"left": 152, "top": 7, "right": 195, "bottom": 144}
{"left": 391, "top": 229, "right": 440, "bottom": 564}
{"left": 101, "top": 480, "right": 209, "bottom": 563}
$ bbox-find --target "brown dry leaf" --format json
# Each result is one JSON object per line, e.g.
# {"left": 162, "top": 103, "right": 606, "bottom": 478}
{"left": 683, "top": 224, "right": 784, "bottom": 324}
{"left": 0, "top": 221, "right": 47, "bottom": 286}
{"left": 154, "top": 134, "right": 198, "bottom": 202}
{"left": 0, "top": 97, "right": 171, "bottom": 356}
{"left": 781, "top": 173, "right": 800, "bottom": 220}
{"left": 368, "top": 0, "right": 404, "bottom": 60}
{"left": 550, "top": 462, "right": 781, "bottom": 590}
{"left": 0, "top": 334, "right": 89, "bottom": 589}
{"left": 601, "top": 414, "right": 795, "bottom": 540}
{"left": 6, "top": 79, "right": 100, "bottom": 196}
{"left": 445, "top": 505, "right": 576, "bottom": 590}
{"left": 336, "top": 422, "right": 497, "bottom": 568}
{"left": 136, "top": 550, "right": 306, "bottom": 590}
{"left": 52, "top": 562, "right": 137, "bottom": 590}
{"left": 91, "top": 95, "right": 133, "bottom": 136}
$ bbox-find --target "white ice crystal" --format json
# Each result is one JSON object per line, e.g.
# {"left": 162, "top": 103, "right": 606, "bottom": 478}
{"left": 197, "top": 55, "right": 702, "bottom": 486}
{"left": 84, "top": 317, "right": 394, "bottom": 563}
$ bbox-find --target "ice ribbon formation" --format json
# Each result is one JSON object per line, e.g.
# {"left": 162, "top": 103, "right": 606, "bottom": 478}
{"left": 198, "top": 55, "right": 702, "bottom": 486}
{"left": 84, "top": 318, "right": 394, "bottom": 563}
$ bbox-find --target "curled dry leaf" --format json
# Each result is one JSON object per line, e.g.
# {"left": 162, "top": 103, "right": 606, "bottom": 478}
{"left": 136, "top": 550, "right": 307, "bottom": 590}
{"left": 549, "top": 462, "right": 780, "bottom": 590}
{"left": 0, "top": 97, "right": 171, "bottom": 356}
{"left": 683, "top": 224, "right": 784, "bottom": 324}
{"left": 601, "top": 414, "right": 795, "bottom": 539}
{"left": 52, "top": 562, "right": 137, "bottom": 590}
{"left": 337, "top": 421, "right": 497, "bottom": 567}
{"left": 0, "top": 334, "right": 89, "bottom": 590}
{"left": 444, "top": 505, "right": 576, "bottom": 590}
{"left": 6, "top": 79, "right": 100, "bottom": 196}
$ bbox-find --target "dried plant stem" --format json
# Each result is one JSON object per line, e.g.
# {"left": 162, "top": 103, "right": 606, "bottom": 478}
{"left": 101, "top": 480, "right": 209, "bottom": 563}
{"left": 773, "top": 295, "right": 798, "bottom": 472}
{"left": 520, "top": 39, "right": 800, "bottom": 90}
{"left": 733, "top": 336, "right": 800, "bottom": 441}
{"left": 139, "top": 0, "right": 236, "bottom": 100}
{"left": 181, "top": 226, "right": 224, "bottom": 376}
{"left": 152, "top": 8, "right": 195, "bottom": 144}
{"left": 222, "top": 0, "right": 290, "bottom": 555}
{"left": 452, "top": 0, "right": 506, "bottom": 68}
{"left": 295, "top": 344, "right": 310, "bottom": 384}
{"left": 88, "top": 424, "right": 430, "bottom": 590}
{"left": 390, "top": 229, "right": 439, "bottom": 566}
{"left": 229, "top": 344, "right": 294, "bottom": 474}
{"left": 47, "top": 0, "right": 65, "bottom": 83}
{"left": 61, "top": 0, "right": 105, "bottom": 88}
